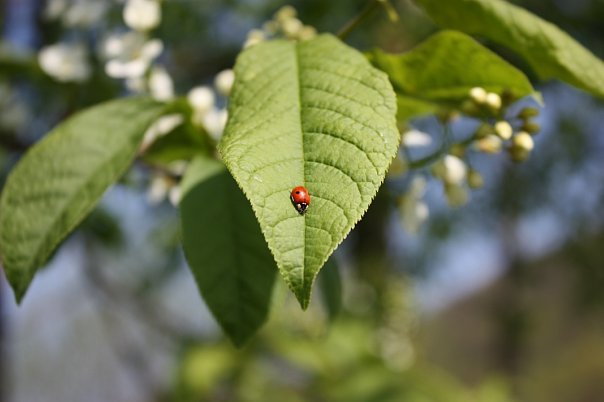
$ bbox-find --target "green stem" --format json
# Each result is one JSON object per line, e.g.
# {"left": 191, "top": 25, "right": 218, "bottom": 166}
{"left": 337, "top": 0, "right": 399, "bottom": 40}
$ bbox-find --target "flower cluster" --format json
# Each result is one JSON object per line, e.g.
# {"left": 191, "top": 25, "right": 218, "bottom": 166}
{"left": 102, "top": 0, "right": 170, "bottom": 99}
{"left": 464, "top": 87, "right": 539, "bottom": 162}
{"left": 243, "top": 6, "right": 317, "bottom": 48}
{"left": 395, "top": 87, "right": 541, "bottom": 233}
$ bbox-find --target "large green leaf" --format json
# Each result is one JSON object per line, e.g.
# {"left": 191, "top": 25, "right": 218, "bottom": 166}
{"left": 368, "top": 30, "right": 535, "bottom": 121}
{"left": 180, "top": 156, "right": 277, "bottom": 346}
{"left": 413, "top": 0, "right": 604, "bottom": 98}
{"left": 0, "top": 97, "right": 166, "bottom": 301}
{"left": 219, "top": 34, "right": 399, "bottom": 308}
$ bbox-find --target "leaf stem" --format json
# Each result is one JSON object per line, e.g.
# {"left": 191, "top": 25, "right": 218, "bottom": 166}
{"left": 337, "top": 0, "right": 399, "bottom": 40}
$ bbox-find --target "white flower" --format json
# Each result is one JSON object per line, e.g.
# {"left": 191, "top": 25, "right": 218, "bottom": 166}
{"left": 149, "top": 66, "right": 174, "bottom": 101}
{"left": 44, "top": 0, "right": 68, "bottom": 20}
{"left": 64, "top": 0, "right": 108, "bottom": 28}
{"left": 201, "top": 108, "right": 228, "bottom": 140}
{"left": 140, "top": 114, "right": 184, "bottom": 151}
{"left": 214, "top": 69, "right": 235, "bottom": 96}
{"left": 432, "top": 155, "right": 467, "bottom": 185}
{"left": 104, "top": 32, "right": 163, "bottom": 79}
{"left": 401, "top": 199, "right": 429, "bottom": 234}
{"left": 147, "top": 175, "right": 172, "bottom": 205}
{"left": 38, "top": 42, "right": 91, "bottom": 82}
{"left": 399, "top": 176, "right": 429, "bottom": 233}
{"left": 188, "top": 86, "right": 216, "bottom": 126}
{"left": 123, "top": 0, "right": 161, "bottom": 32}
{"left": 168, "top": 186, "right": 181, "bottom": 206}
{"left": 402, "top": 129, "right": 432, "bottom": 147}
{"left": 125, "top": 76, "right": 146, "bottom": 93}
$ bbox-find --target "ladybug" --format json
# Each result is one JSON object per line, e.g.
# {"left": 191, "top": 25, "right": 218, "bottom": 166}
{"left": 290, "top": 186, "right": 310, "bottom": 215}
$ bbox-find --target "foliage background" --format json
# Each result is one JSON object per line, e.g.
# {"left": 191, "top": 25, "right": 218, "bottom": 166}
{"left": 1, "top": 0, "right": 604, "bottom": 401}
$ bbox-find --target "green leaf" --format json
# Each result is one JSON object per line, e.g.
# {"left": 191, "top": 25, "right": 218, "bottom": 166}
{"left": 368, "top": 30, "right": 535, "bottom": 121}
{"left": 318, "top": 256, "right": 342, "bottom": 321}
{"left": 413, "top": 0, "right": 604, "bottom": 98}
{"left": 219, "top": 34, "right": 399, "bottom": 308}
{"left": 180, "top": 156, "right": 277, "bottom": 346}
{"left": 0, "top": 97, "right": 166, "bottom": 301}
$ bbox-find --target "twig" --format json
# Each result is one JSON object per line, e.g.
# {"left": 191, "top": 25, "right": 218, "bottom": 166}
{"left": 337, "top": 0, "right": 399, "bottom": 40}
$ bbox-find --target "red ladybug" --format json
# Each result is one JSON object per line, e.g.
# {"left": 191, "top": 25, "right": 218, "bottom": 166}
{"left": 290, "top": 186, "right": 310, "bottom": 215}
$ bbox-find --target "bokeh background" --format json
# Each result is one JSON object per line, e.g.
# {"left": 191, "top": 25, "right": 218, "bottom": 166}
{"left": 1, "top": 1, "right": 604, "bottom": 401}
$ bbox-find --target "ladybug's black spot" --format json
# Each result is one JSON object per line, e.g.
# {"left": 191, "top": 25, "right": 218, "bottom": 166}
{"left": 296, "top": 191, "right": 300, "bottom": 194}
{"left": 295, "top": 202, "right": 308, "bottom": 215}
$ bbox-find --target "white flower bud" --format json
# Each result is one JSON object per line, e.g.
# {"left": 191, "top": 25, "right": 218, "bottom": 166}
{"left": 64, "top": 0, "right": 108, "bottom": 28}
{"left": 140, "top": 114, "right": 184, "bottom": 150}
{"left": 149, "top": 66, "right": 174, "bottom": 101}
{"left": 244, "top": 29, "right": 265, "bottom": 48}
{"left": 485, "top": 92, "right": 502, "bottom": 110}
{"left": 513, "top": 131, "right": 534, "bottom": 151}
{"left": 400, "top": 198, "right": 429, "bottom": 234}
{"left": 298, "top": 26, "right": 317, "bottom": 40}
{"left": 169, "top": 185, "right": 181, "bottom": 206}
{"left": 469, "top": 87, "right": 487, "bottom": 104}
{"left": 475, "top": 135, "right": 503, "bottom": 154}
{"left": 432, "top": 155, "right": 467, "bottom": 185}
{"left": 262, "top": 21, "right": 279, "bottom": 34}
{"left": 202, "top": 108, "right": 228, "bottom": 140}
{"left": 275, "top": 5, "right": 297, "bottom": 22}
{"left": 214, "top": 69, "right": 235, "bottom": 96}
{"left": 187, "top": 86, "right": 215, "bottom": 114}
{"left": 399, "top": 176, "right": 429, "bottom": 233}
{"left": 282, "top": 18, "right": 303, "bottom": 37}
{"left": 124, "top": 0, "right": 161, "bottom": 32}
{"left": 402, "top": 129, "right": 432, "bottom": 147}
{"left": 494, "top": 121, "right": 513, "bottom": 140}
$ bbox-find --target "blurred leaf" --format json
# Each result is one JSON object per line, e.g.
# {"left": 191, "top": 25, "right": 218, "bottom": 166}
{"left": 0, "top": 97, "right": 166, "bottom": 301}
{"left": 219, "top": 34, "right": 399, "bottom": 308}
{"left": 180, "top": 156, "right": 277, "bottom": 346}
{"left": 413, "top": 0, "right": 604, "bottom": 98}
{"left": 319, "top": 256, "right": 342, "bottom": 321}
{"left": 368, "top": 30, "right": 535, "bottom": 121}
{"left": 179, "top": 343, "right": 236, "bottom": 397}
{"left": 79, "top": 207, "right": 123, "bottom": 248}
{"left": 396, "top": 95, "right": 438, "bottom": 121}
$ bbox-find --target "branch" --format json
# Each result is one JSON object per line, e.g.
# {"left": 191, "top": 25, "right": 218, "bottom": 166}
{"left": 337, "top": 0, "right": 399, "bottom": 40}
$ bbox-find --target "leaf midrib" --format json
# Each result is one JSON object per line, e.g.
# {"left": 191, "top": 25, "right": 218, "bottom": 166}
{"left": 294, "top": 42, "right": 308, "bottom": 298}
